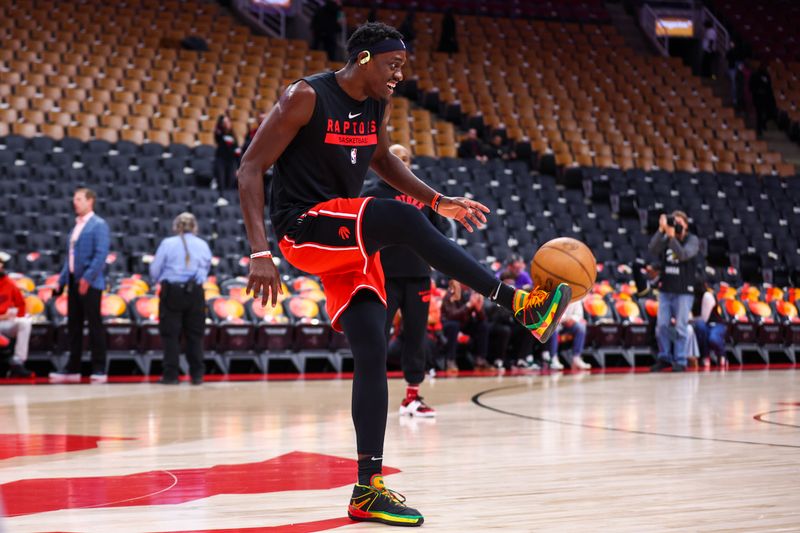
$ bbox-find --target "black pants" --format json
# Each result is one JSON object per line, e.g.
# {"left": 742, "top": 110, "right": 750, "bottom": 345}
{"left": 159, "top": 282, "right": 206, "bottom": 380}
{"left": 214, "top": 156, "right": 237, "bottom": 190}
{"left": 384, "top": 277, "right": 430, "bottom": 385}
{"left": 66, "top": 275, "right": 106, "bottom": 374}
{"left": 340, "top": 290, "right": 387, "bottom": 456}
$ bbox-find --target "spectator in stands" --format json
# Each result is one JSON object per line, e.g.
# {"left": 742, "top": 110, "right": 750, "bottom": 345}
{"left": 50, "top": 188, "right": 110, "bottom": 383}
{"left": 438, "top": 8, "right": 458, "bottom": 54}
{"left": 488, "top": 271, "right": 538, "bottom": 370}
{"left": 735, "top": 61, "right": 751, "bottom": 114}
{"left": 692, "top": 276, "right": 728, "bottom": 370}
{"left": 442, "top": 280, "right": 490, "bottom": 370}
{"left": 363, "top": 144, "right": 447, "bottom": 417}
{"left": 312, "top": 0, "right": 344, "bottom": 61}
{"left": 648, "top": 211, "right": 700, "bottom": 373}
{"left": 0, "top": 252, "right": 33, "bottom": 378}
{"left": 486, "top": 134, "right": 513, "bottom": 160}
{"left": 700, "top": 20, "right": 717, "bottom": 78}
{"left": 496, "top": 253, "right": 533, "bottom": 289}
{"left": 214, "top": 114, "right": 239, "bottom": 191}
{"left": 150, "top": 212, "right": 211, "bottom": 385}
{"left": 726, "top": 41, "right": 743, "bottom": 107}
{"left": 543, "top": 300, "right": 591, "bottom": 371}
{"left": 457, "top": 128, "right": 487, "bottom": 162}
{"left": 749, "top": 62, "right": 776, "bottom": 137}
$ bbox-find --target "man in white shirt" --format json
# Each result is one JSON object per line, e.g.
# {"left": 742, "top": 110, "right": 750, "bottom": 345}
{"left": 50, "top": 188, "right": 110, "bottom": 383}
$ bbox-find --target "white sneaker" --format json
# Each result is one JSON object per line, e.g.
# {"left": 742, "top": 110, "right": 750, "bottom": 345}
{"left": 572, "top": 356, "right": 591, "bottom": 370}
{"left": 90, "top": 373, "right": 108, "bottom": 383}
{"left": 49, "top": 372, "right": 81, "bottom": 383}
{"left": 550, "top": 357, "right": 564, "bottom": 371}
{"left": 399, "top": 397, "right": 436, "bottom": 418}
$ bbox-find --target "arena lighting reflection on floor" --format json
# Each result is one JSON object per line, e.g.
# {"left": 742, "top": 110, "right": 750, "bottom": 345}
{"left": 1, "top": 451, "right": 400, "bottom": 517}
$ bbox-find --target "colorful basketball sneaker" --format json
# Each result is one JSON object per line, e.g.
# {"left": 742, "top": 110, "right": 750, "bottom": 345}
{"left": 399, "top": 396, "right": 436, "bottom": 418}
{"left": 348, "top": 474, "right": 424, "bottom": 527}
{"left": 512, "top": 284, "right": 572, "bottom": 343}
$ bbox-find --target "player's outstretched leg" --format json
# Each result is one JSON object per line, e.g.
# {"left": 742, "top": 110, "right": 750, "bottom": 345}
{"left": 363, "top": 198, "right": 571, "bottom": 343}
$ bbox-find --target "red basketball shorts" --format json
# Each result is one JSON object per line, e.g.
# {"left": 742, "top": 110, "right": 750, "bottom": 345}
{"left": 278, "top": 197, "right": 386, "bottom": 332}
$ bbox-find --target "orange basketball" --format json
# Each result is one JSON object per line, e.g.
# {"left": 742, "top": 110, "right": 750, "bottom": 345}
{"left": 530, "top": 237, "right": 597, "bottom": 302}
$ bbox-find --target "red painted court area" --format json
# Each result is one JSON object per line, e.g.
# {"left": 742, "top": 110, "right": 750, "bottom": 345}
{"left": 2, "top": 451, "right": 399, "bottom": 517}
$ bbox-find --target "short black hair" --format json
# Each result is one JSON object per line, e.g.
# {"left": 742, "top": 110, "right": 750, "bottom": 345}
{"left": 346, "top": 22, "right": 403, "bottom": 62}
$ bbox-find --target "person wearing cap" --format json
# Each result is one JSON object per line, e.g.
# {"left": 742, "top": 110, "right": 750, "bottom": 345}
{"left": 0, "top": 252, "right": 33, "bottom": 378}
{"left": 150, "top": 212, "right": 212, "bottom": 385}
{"left": 50, "top": 187, "right": 110, "bottom": 383}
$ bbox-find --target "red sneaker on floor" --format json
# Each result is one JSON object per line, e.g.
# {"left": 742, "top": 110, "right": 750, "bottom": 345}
{"left": 399, "top": 396, "right": 436, "bottom": 418}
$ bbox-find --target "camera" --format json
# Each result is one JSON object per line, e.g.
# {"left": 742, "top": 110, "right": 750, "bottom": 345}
{"left": 665, "top": 215, "right": 675, "bottom": 227}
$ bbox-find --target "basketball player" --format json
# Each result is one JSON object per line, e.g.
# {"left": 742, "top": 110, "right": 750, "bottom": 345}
{"left": 363, "top": 144, "right": 445, "bottom": 418}
{"left": 238, "top": 22, "right": 572, "bottom": 527}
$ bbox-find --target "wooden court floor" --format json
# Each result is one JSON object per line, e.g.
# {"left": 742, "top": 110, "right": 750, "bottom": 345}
{"left": 1, "top": 368, "right": 798, "bottom": 532}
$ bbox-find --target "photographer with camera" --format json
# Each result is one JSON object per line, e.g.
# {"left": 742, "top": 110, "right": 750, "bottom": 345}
{"left": 150, "top": 213, "right": 212, "bottom": 385}
{"left": 648, "top": 210, "right": 700, "bottom": 372}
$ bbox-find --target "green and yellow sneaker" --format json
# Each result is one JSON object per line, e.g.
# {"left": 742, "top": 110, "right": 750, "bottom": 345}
{"left": 347, "top": 474, "right": 424, "bottom": 527}
{"left": 513, "top": 284, "right": 572, "bottom": 343}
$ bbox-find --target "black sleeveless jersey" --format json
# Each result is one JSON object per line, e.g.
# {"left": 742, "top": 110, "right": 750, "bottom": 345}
{"left": 270, "top": 71, "right": 386, "bottom": 239}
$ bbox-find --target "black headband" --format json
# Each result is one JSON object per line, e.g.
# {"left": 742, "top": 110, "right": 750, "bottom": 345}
{"left": 350, "top": 38, "right": 406, "bottom": 61}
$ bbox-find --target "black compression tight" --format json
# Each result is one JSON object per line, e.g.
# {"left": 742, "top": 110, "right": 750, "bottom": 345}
{"left": 339, "top": 289, "right": 389, "bottom": 456}
{"left": 363, "top": 198, "right": 512, "bottom": 307}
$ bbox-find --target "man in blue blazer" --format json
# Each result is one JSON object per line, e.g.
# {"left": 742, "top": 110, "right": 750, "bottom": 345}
{"left": 50, "top": 188, "right": 110, "bottom": 383}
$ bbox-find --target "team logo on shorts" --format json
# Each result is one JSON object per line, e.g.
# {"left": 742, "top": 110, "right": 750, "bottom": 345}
{"left": 351, "top": 148, "right": 357, "bottom": 165}
{"left": 338, "top": 226, "right": 351, "bottom": 240}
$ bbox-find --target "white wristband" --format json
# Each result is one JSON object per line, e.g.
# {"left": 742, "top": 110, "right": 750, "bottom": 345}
{"left": 250, "top": 251, "right": 273, "bottom": 259}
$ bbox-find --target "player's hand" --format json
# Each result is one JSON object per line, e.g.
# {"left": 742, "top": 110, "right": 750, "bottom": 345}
{"left": 437, "top": 196, "right": 490, "bottom": 233}
{"left": 247, "top": 257, "right": 283, "bottom": 307}
{"left": 78, "top": 279, "right": 90, "bottom": 295}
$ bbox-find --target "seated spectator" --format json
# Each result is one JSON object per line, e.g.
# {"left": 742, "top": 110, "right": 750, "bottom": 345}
{"left": 441, "top": 280, "right": 490, "bottom": 370}
{"left": 457, "top": 128, "right": 488, "bottom": 162}
{"left": 692, "top": 278, "right": 728, "bottom": 369}
{"left": 0, "top": 252, "right": 33, "bottom": 378}
{"left": 543, "top": 300, "right": 591, "bottom": 370}
{"left": 496, "top": 253, "right": 533, "bottom": 289}
{"left": 485, "top": 134, "right": 513, "bottom": 161}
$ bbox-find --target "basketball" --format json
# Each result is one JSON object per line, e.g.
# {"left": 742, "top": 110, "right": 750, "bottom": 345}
{"left": 530, "top": 237, "right": 597, "bottom": 302}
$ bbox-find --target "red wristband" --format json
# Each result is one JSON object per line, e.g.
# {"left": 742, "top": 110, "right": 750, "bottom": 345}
{"left": 431, "top": 193, "right": 443, "bottom": 212}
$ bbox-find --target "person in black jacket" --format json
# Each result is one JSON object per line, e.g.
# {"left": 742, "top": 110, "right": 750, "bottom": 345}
{"left": 362, "top": 144, "right": 449, "bottom": 417}
{"left": 648, "top": 210, "right": 700, "bottom": 372}
{"left": 214, "top": 114, "right": 239, "bottom": 190}
{"left": 749, "top": 62, "right": 776, "bottom": 137}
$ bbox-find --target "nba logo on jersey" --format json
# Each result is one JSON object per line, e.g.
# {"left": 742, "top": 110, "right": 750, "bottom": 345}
{"left": 350, "top": 148, "right": 357, "bottom": 165}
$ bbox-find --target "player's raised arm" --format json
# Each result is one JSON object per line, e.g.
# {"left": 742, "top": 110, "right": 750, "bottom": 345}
{"left": 238, "top": 82, "right": 315, "bottom": 306}
{"left": 370, "top": 101, "right": 489, "bottom": 232}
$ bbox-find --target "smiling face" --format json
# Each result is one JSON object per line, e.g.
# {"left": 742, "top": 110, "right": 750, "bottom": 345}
{"left": 361, "top": 50, "right": 405, "bottom": 100}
